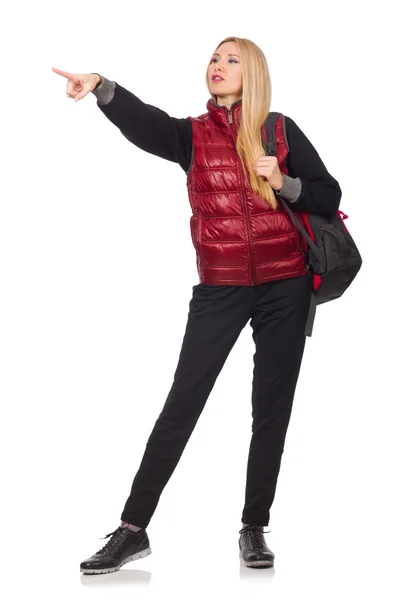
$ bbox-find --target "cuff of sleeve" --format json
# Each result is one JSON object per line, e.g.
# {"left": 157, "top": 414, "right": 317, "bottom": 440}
{"left": 275, "top": 174, "right": 302, "bottom": 203}
{"left": 91, "top": 75, "right": 116, "bottom": 105}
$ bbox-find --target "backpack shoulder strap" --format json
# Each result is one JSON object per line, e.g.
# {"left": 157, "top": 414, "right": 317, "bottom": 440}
{"left": 263, "top": 113, "right": 318, "bottom": 337}
{"left": 262, "top": 112, "right": 282, "bottom": 156}
{"left": 262, "top": 113, "right": 322, "bottom": 261}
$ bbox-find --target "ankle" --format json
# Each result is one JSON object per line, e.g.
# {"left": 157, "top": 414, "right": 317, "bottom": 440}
{"left": 120, "top": 520, "right": 142, "bottom": 532}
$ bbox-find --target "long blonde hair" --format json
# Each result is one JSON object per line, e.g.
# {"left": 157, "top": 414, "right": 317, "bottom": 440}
{"left": 205, "top": 36, "right": 278, "bottom": 210}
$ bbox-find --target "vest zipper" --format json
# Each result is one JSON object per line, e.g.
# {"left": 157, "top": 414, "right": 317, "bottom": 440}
{"left": 228, "top": 108, "right": 256, "bottom": 286}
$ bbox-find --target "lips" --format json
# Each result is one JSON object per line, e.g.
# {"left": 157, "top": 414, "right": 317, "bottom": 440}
{"left": 212, "top": 75, "right": 224, "bottom": 81}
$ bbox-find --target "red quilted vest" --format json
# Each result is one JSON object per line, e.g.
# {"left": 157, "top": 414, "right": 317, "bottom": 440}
{"left": 186, "top": 98, "right": 309, "bottom": 286}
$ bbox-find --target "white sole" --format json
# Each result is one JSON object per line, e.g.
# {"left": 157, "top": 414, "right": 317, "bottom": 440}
{"left": 242, "top": 559, "right": 274, "bottom": 568}
{"left": 81, "top": 547, "right": 152, "bottom": 575}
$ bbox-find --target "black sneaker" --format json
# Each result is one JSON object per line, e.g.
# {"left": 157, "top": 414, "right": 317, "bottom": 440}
{"left": 238, "top": 525, "right": 275, "bottom": 568}
{"left": 80, "top": 526, "right": 152, "bottom": 574}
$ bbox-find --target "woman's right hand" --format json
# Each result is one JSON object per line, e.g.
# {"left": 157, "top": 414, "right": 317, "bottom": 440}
{"left": 52, "top": 67, "right": 100, "bottom": 102}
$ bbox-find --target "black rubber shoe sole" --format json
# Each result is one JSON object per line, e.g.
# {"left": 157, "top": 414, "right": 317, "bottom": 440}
{"left": 81, "top": 547, "right": 152, "bottom": 575}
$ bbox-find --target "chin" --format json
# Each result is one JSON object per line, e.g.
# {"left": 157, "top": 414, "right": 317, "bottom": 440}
{"left": 211, "top": 87, "right": 229, "bottom": 96}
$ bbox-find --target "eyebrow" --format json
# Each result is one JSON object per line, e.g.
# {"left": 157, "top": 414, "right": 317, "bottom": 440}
{"left": 212, "top": 53, "right": 240, "bottom": 57}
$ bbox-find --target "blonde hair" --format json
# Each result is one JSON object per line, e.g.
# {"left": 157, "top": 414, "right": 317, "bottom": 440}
{"left": 205, "top": 36, "right": 278, "bottom": 210}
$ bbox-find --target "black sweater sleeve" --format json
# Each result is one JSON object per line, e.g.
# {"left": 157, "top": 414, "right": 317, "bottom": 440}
{"left": 284, "top": 116, "right": 342, "bottom": 215}
{"left": 91, "top": 79, "right": 341, "bottom": 216}
{"left": 94, "top": 81, "right": 193, "bottom": 174}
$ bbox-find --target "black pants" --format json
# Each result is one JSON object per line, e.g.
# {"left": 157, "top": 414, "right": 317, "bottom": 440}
{"left": 120, "top": 273, "right": 312, "bottom": 528}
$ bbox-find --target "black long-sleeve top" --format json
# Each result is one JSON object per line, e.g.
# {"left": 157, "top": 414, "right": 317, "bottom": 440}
{"left": 91, "top": 76, "right": 342, "bottom": 216}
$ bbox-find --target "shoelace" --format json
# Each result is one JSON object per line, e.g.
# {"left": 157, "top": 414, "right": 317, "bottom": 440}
{"left": 239, "top": 525, "right": 271, "bottom": 549}
{"left": 96, "top": 526, "right": 126, "bottom": 555}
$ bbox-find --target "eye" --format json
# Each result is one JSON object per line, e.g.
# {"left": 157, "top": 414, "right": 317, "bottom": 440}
{"left": 210, "top": 58, "right": 239, "bottom": 64}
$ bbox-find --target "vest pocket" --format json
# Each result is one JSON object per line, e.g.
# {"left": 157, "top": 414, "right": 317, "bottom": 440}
{"left": 190, "top": 215, "right": 196, "bottom": 248}
{"left": 190, "top": 212, "right": 202, "bottom": 250}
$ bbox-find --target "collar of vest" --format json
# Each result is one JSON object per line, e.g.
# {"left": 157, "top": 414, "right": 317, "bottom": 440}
{"left": 206, "top": 97, "right": 242, "bottom": 130}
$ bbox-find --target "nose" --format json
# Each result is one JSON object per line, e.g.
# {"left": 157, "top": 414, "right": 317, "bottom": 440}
{"left": 212, "top": 59, "right": 224, "bottom": 71}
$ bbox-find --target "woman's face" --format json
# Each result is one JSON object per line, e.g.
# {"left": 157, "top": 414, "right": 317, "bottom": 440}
{"left": 207, "top": 41, "right": 242, "bottom": 101}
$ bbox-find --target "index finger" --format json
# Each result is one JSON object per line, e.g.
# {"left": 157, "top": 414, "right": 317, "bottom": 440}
{"left": 52, "top": 67, "right": 78, "bottom": 81}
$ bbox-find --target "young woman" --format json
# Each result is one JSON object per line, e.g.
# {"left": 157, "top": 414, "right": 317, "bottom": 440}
{"left": 53, "top": 36, "right": 341, "bottom": 574}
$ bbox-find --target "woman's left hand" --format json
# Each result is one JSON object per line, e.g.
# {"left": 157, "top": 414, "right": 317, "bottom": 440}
{"left": 253, "top": 156, "right": 283, "bottom": 191}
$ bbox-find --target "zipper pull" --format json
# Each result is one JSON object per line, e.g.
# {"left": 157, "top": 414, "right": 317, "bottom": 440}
{"left": 228, "top": 109, "right": 233, "bottom": 124}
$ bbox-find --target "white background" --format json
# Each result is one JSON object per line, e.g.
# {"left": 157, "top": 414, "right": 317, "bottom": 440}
{"left": 1, "top": 0, "right": 396, "bottom": 597}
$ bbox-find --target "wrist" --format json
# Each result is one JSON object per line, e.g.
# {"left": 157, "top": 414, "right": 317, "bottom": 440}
{"left": 91, "top": 73, "right": 103, "bottom": 89}
{"left": 273, "top": 173, "right": 284, "bottom": 193}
